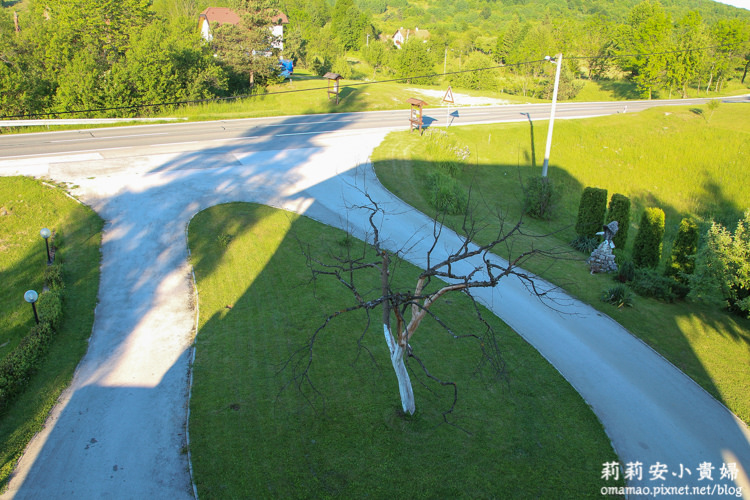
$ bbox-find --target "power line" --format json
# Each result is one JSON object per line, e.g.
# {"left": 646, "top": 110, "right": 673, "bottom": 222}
{"left": 1, "top": 42, "right": 743, "bottom": 120}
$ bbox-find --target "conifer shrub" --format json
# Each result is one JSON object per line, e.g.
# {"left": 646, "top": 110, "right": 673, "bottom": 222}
{"left": 575, "top": 187, "right": 608, "bottom": 238}
{"left": 606, "top": 193, "right": 630, "bottom": 250}
{"left": 689, "top": 212, "right": 750, "bottom": 317}
{"left": 665, "top": 217, "right": 699, "bottom": 283}
{"left": 523, "top": 176, "right": 555, "bottom": 219}
{"left": 633, "top": 207, "right": 665, "bottom": 269}
{"left": 617, "top": 259, "right": 636, "bottom": 283}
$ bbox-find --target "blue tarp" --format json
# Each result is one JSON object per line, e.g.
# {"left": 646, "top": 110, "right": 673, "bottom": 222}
{"left": 280, "top": 59, "right": 294, "bottom": 78}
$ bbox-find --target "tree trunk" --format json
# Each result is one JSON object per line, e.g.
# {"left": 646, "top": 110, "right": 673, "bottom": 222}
{"left": 383, "top": 324, "right": 416, "bottom": 415}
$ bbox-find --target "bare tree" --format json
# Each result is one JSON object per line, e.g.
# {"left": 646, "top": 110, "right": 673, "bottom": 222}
{"left": 286, "top": 194, "right": 557, "bottom": 418}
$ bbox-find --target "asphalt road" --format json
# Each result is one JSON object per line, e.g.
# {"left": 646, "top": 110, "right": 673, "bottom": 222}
{"left": 0, "top": 97, "right": 716, "bottom": 158}
{"left": 1, "top": 99, "right": 748, "bottom": 499}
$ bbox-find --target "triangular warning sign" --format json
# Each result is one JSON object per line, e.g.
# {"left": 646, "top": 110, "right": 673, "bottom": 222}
{"left": 442, "top": 86, "right": 454, "bottom": 104}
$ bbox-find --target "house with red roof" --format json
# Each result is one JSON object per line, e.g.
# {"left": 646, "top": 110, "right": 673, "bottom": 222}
{"left": 198, "top": 7, "right": 289, "bottom": 50}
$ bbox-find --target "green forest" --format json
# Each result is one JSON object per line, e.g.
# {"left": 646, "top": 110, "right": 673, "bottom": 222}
{"left": 1, "top": 0, "right": 749, "bottom": 118}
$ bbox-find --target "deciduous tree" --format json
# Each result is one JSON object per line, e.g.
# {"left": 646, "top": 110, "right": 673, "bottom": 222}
{"left": 287, "top": 195, "right": 554, "bottom": 417}
{"left": 618, "top": 0, "right": 671, "bottom": 99}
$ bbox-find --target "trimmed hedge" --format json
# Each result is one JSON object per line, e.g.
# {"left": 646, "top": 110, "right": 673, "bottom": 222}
{"left": 43, "top": 263, "right": 65, "bottom": 290}
{"left": 665, "top": 217, "right": 699, "bottom": 283}
{"left": 606, "top": 193, "right": 630, "bottom": 251}
{"left": 633, "top": 207, "right": 665, "bottom": 269}
{"left": 0, "top": 264, "right": 65, "bottom": 412}
{"left": 576, "top": 187, "right": 608, "bottom": 238}
{"left": 37, "top": 289, "right": 64, "bottom": 330}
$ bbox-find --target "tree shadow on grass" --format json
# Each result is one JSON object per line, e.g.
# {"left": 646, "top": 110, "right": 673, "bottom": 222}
{"left": 596, "top": 79, "right": 641, "bottom": 100}
{"left": 187, "top": 202, "right": 625, "bottom": 498}
{"left": 4, "top": 97, "right": 749, "bottom": 497}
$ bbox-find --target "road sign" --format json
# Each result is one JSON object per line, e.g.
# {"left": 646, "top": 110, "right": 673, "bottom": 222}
{"left": 442, "top": 86, "right": 454, "bottom": 104}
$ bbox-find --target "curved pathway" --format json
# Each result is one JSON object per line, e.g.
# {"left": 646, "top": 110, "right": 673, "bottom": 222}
{"left": 0, "top": 118, "right": 748, "bottom": 499}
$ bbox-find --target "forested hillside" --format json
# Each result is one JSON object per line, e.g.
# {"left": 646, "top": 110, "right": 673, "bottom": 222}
{"left": 1, "top": 0, "right": 748, "bottom": 118}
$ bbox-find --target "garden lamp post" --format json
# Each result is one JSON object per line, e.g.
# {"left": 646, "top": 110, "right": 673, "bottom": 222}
{"left": 24, "top": 290, "right": 39, "bottom": 324}
{"left": 542, "top": 53, "right": 562, "bottom": 178}
{"left": 40, "top": 227, "right": 52, "bottom": 264}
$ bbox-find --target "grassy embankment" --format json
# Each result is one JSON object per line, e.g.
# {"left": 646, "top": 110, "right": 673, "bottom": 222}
{"left": 0, "top": 177, "right": 103, "bottom": 489}
{"left": 372, "top": 102, "right": 750, "bottom": 424}
{"left": 187, "top": 202, "right": 623, "bottom": 498}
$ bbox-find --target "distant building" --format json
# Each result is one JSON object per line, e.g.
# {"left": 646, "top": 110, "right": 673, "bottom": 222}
{"left": 392, "top": 27, "right": 430, "bottom": 49}
{"left": 198, "top": 7, "right": 289, "bottom": 50}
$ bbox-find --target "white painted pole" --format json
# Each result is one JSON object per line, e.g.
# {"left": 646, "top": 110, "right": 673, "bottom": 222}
{"left": 542, "top": 53, "right": 562, "bottom": 178}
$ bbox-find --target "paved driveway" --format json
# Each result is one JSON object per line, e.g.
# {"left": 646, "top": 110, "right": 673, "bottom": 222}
{"left": 1, "top": 124, "right": 748, "bottom": 499}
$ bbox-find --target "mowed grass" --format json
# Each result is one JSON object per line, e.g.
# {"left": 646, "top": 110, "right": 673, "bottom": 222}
{"left": 188, "top": 203, "right": 623, "bottom": 499}
{"left": 372, "top": 102, "right": 750, "bottom": 424}
{"left": 168, "top": 69, "right": 533, "bottom": 122}
{"left": 0, "top": 177, "right": 103, "bottom": 489}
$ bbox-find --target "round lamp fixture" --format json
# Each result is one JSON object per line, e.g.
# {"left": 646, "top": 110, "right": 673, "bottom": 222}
{"left": 24, "top": 290, "right": 39, "bottom": 303}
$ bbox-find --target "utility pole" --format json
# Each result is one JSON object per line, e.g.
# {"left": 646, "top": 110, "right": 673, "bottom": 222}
{"left": 542, "top": 53, "right": 562, "bottom": 178}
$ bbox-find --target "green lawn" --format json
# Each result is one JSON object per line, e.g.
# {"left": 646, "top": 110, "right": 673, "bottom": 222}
{"left": 188, "top": 203, "right": 622, "bottom": 498}
{"left": 372, "top": 102, "right": 750, "bottom": 424}
{"left": 168, "top": 69, "right": 538, "bottom": 122}
{"left": 0, "top": 177, "right": 103, "bottom": 489}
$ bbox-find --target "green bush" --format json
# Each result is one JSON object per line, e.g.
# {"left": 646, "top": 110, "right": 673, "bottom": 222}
{"left": 601, "top": 284, "right": 633, "bottom": 308}
{"left": 570, "top": 235, "right": 599, "bottom": 254}
{"left": 665, "top": 217, "right": 699, "bottom": 283}
{"left": 630, "top": 268, "right": 677, "bottom": 302}
{"left": 426, "top": 171, "right": 467, "bottom": 215}
{"left": 606, "top": 193, "right": 630, "bottom": 251}
{"left": 44, "top": 263, "right": 64, "bottom": 290}
{"left": 575, "top": 187, "right": 608, "bottom": 238}
{"left": 309, "top": 54, "right": 332, "bottom": 77}
{"left": 689, "top": 212, "right": 750, "bottom": 317}
{"left": 617, "top": 259, "right": 636, "bottom": 283}
{"left": 0, "top": 322, "right": 54, "bottom": 411}
{"left": 331, "top": 56, "right": 353, "bottom": 79}
{"left": 523, "top": 176, "right": 555, "bottom": 219}
{"left": 37, "top": 289, "right": 64, "bottom": 329}
{"left": 632, "top": 207, "right": 665, "bottom": 269}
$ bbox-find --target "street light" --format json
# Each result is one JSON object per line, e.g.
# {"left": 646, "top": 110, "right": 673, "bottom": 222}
{"left": 40, "top": 227, "right": 52, "bottom": 264}
{"left": 24, "top": 290, "right": 39, "bottom": 324}
{"left": 542, "top": 53, "right": 562, "bottom": 178}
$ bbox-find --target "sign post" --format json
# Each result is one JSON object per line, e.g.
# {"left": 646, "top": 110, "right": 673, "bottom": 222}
{"left": 442, "top": 86, "right": 454, "bottom": 127}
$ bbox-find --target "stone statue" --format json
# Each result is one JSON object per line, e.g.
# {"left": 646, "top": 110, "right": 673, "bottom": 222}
{"left": 596, "top": 221, "right": 619, "bottom": 249}
{"left": 588, "top": 221, "right": 619, "bottom": 274}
